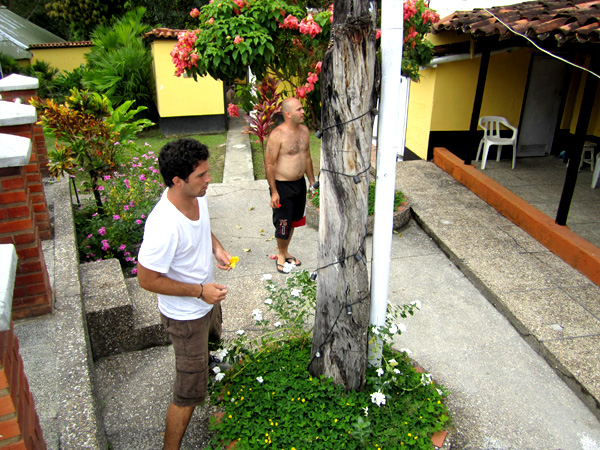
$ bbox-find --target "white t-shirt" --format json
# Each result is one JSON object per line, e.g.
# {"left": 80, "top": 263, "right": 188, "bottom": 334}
{"left": 138, "top": 189, "right": 214, "bottom": 320}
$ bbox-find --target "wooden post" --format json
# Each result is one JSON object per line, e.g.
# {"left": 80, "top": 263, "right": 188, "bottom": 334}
{"left": 309, "top": 0, "right": 378, "bottom": 390}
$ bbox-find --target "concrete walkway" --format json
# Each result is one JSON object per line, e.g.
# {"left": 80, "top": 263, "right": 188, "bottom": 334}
{"left": 12, "top": 122, "right": 600, "bottom": 449}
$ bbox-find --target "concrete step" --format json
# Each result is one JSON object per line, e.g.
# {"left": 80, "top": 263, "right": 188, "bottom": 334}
{"left": 80, "top": 259, "right": 168, "bottom": 360}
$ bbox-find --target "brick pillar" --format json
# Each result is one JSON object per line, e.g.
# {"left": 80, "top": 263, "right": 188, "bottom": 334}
{"left": 0, "top": 245, "right": 47, "bottom": 449}
{"left": 0, "top": 75, "right": 49, "bottom": 179}
{"left": 0, "top": 132, "right": 52, "bottom": 319}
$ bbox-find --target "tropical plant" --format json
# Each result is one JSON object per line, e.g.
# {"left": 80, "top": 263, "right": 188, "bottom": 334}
{"left": 228, "top": 75, "right": 282, "bottom": 161}
{"left": 22, "top": 60, "right": 59, "bottom": 99}
{"left": 83, "top": 7, "right": 155, "bottom": 119}
{"left": 31, "top": 88, "right": 153, "bottom": 210}
{"left": 402, "top": 0, "right": 440, "bottom": 81}
{"left": 207, "top": 270, "right": 449, "bottom": 449}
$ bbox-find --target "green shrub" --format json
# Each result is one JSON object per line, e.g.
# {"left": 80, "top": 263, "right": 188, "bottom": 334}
{"left": 208, "top": 270, "right": 449, "bottom": 449}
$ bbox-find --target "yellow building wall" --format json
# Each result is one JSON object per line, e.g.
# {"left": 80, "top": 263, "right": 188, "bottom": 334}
{"left": 480, "top": 49, "right": 531, "bottom": 126}
{"left": 430, "top": 57, "right": 480, "bottom": 131}
{"left": 151, "top": 40, "right": 224, "bottom": 118}
{"left": 30, "top": 47, "right": 90, "bottom": 72}
{"left": 406, "top": 68, "right": 436, "bottom": 159}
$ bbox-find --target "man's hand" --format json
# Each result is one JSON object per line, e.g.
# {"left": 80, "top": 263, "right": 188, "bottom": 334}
{"left": 214, "top": 246, "right": 233, "bottom": 271}
{"left": 270, "top": 192, "right": 281, "bottom": 209}
{"left": 201, "top": 283, "right": 228, "bottom": 304}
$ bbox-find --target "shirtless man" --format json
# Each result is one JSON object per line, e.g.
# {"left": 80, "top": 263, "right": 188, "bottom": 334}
{"left": 266, "top": 97, "right": 316, "bottom": 273}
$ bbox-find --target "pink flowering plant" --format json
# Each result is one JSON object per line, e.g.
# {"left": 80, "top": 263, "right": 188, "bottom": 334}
{"left": 207, "top": 270, "right": 450, "bottom": 449}
{"left": 401, "top": 0, "right": 440, "bottom": 80}
{"left": 74, "top": 144, "right": 164, "bottom": 275}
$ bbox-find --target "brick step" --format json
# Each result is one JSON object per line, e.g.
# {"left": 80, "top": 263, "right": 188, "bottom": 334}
{"left": 79, "top": 259, "right": 169, "bottom": 360}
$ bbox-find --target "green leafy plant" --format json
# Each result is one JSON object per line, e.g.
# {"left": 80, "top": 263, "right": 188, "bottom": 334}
{"left": 207, "top": 270, "right": 449, "bottom": 449}
{"left": 308, "top": 182, "right": 406, "bottom": 215}
{"left": 32, "top": 88, "right": 153, "bottom": 210}
{"left": 83, "top": 7, "right": 155, "bottom": 118}
{"left": 74, "top": 144, "right": 163, "bottom": 275}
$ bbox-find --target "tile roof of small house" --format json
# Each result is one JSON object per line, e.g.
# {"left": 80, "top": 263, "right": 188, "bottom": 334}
{"left": 28, "top": 41, "right": 92, "bottom": 49}
{"left": 435, "top": 0, "right": 600, "bottom": 46}
{"left": 143, "top": 28, "right": 187, "bottom": 40}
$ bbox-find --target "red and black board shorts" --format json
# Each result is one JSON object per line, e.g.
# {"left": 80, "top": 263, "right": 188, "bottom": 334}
{"left": 272, "top": 178, "right": 306, "bottom": 240}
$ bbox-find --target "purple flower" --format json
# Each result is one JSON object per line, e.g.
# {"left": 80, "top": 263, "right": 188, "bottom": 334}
{"left": 141, "top": 214, "right": 146, "bottom": 219}
{"left": 135, "top": 220, "right": 142, "bottom": 225}
{"left": 101, "top": 239, "right": 110, "bottom": 251}
{"left": 139, "top": 174, "right": 146, "bottom": 181}
{"left": 119, "top": 244, "right": 127, "bottom": 251}
{"left": 103, "top": 175, "right": 111, "bottom": 181}
{"left": 92, "top": 212, "right": 98, "bottom": 217}
{"left": 131, "top": 268, "right": 138, "bottom": 275}
{"left": 124, "top": 251, "right": 131, "bottom": 256}
{"left": 97, "top": 186, "right": 104, "bottom": 191}
{"left": 87, "top": 234, "right": 93, "bottom": 239}
{"left": 144, "top": 142, "right": 150, "bottom": 147}
{"left": 123, "top": 205, "right": 129, "bottom": 211}
{"left": 113, "top": 215, "right": 120, "bottom": 220}
{"left": 114, "top": 141, "right": 120, "bottom": 146}
{"left": 98, "top": 227, "right": 106, "bottom": 236}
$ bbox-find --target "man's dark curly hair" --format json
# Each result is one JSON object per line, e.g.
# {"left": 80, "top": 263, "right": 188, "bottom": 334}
{"left": 158, "top": 138, "right": 209, "bottom": 187}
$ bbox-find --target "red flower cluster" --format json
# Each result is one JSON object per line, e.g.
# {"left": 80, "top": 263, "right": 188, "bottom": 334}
{"left": 279, "top": 13, "right": 322, "bottom": 38}
{"left": 296, "top": 61, "right": 322, "bottom": 99}
{"left": 227, "top": 103, "right": 240, "bottom": 118}
{"left": 171, "top": 30, "right": 199, "bottom": 77}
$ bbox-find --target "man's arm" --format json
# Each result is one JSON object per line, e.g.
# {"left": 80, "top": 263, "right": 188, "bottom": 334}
{"left": 212, "top": 232, "right": 232, "bottom": 270}
{"left": 265, "top": 130, "right": 282, "bottom": 208}
{"left": 137, "top": 263, "right": 227, "bottom": 304}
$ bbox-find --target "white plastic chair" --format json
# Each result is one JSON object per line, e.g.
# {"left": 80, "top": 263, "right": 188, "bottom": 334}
{"left": 475, "top": 116, "right": 518, "bottom": 170}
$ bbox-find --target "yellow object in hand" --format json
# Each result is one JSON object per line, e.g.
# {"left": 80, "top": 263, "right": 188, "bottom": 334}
{"left": 229, "top": 256, "right": 240, "bottom": 269}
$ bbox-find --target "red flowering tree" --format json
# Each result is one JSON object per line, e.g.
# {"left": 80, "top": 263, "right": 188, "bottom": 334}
{"left": 171, "top": 0, "right": 438, "bottom": 128}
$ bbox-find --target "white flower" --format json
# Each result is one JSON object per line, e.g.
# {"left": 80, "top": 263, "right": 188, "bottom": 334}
{"left": 437, "top": 388, "right": 444, "bottom": 396}
{"left": 264, "top": 298, "right": 273, "bottom": 305}
{"left": 282, "top": 262, "right": 294, "bottom": 273}
{"left": 252, "top": 309, "right": 263, "bottom": 321}
{"left": 372, "top": 326, "right": 380, "bottom": 335}
{"left": 400, "top": 348, "right": 412, "bottom": 355}
{"left": 214, "top": 348, "right": 228, "bottom": 360}
{"left": 363, "top": 406, "right": 369, "bottom": 417}
{"left": 398, "top": 323, "right": 407, "bottom": 333}
{"left": 394, "top": 369, "right": 401, "bottom": 374}
{"left": 261, "top": 273, "right": 273, "bottom": 281}
{"left": 290, "top": 288, "right": 301, "bottom": 297}
{"left": 389, "top": 324, "right": 398, "bottom": 334}
{"left": 370, "top": 390, "right": 386, "bottom": 407}
{"left": 376, "top": 368, "right": 384, "bottom": 377}
{"left": 421, "top": 373, "right": 433, "bottom": 386}
{"left": 411, "top": 300, "right": 422, "bottom": 310}
{"left": 212, "top": 366, "right": 221, "bottom": 374}
{"left": 256, "top": 376, "right": 264, "bottom": 383}
{"left": 274, "top": 321, "right": 281, "bottom": 328}
{"left": 236, "top": 329, "right": 245, "bottom": 335}
{"left": 215, "top": 373, "right": 225, "bottom": 381}
{"left": 388, "top": 358, "right": 397, "bottom": 364}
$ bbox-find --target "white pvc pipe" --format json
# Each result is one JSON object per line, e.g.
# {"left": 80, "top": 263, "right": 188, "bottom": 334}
{"left": 368, "top": 0, "right": 404, "bottom": 367}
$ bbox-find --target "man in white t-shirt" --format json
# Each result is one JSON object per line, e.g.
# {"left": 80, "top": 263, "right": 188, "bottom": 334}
{"left": 137, "top": 138, "right": 232, "bottom": 450}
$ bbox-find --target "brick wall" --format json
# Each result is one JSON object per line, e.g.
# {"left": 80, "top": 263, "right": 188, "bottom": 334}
{"left": 0, "top": 89, "right": 49, "bottom": 180}
{"left": 0, "top": 321, "right": 46, "bottom": 449}
{"left": 0, "top": 165, "right": 52, "bottom": 319}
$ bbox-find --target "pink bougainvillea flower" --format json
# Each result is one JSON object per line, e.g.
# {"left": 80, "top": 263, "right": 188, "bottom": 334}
{"left": 280, "top": 14, "right": 299, "bottom": 30}
{"left": 307, "top": 72, "right": 318, "bottom": 84}
{"left": 98, "top": 227, "right": 106, "bottom": 236}
{"left": 190, "top": 7, "right": 200, "bottom": 18}
{"left": 233, "top": 35, "right": 244, "bottom": 44}
{"left": 304, "top": 82, "right": 315, "bottom": 93}
{"left": 207, "top": 17, "right": 214, "bottom": 25}
{"left": 227, "top": 103, "right": 240, "bottom": 117}
{"left": 299, "top": 14, "right": 322, "bottom": 38}
{"left": 376, "top": 29, "right": 382, "bottom": 39}
{"left": 171, "top": 30, "right": 200, "bottom": 76}
{"left": 296, "top": 86, "right": 307, "bottom": 99}
{"left": 315, "top": 61, "right": 322, "bottom": 74}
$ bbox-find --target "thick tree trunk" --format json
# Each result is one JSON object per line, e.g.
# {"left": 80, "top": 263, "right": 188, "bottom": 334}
{"left": 309, "top": 0, "right": 378, "bottom": 391}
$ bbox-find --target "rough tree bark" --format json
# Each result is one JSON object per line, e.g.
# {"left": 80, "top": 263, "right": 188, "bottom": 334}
{"left": 308, "top": 0, "right": 379, "bottom": 391}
